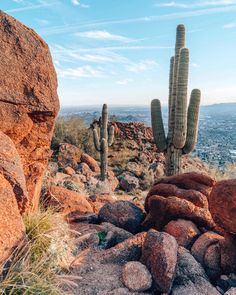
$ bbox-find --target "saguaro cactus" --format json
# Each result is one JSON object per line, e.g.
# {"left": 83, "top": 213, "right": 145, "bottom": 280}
{"left": 151, "top": 24, "right": 201, "bottom": 176}
{"left": 92, "top": 104, "right": 114, "bottom": 181}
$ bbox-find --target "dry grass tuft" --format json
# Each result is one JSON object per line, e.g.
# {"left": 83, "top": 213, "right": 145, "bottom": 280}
{"left": 0, "top": 208, "right": 75, "bottom": 295}
{"left": 207, "top": 162, "right": 236, "bottom": 181}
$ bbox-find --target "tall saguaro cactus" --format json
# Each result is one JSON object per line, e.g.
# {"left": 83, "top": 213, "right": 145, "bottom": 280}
{"left": 92, "top": 104, "right": 114, "bottom": 181}
{"left": 151, "top": 24, "right": 201, "bottom": 176}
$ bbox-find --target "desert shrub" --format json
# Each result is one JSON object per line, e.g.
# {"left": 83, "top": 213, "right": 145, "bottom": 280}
{"left": 207, "top": 162, "right": 236, "bottom": 181}
{"left": 0, "top": 208, "right": 73, "bottom": 294}
{"left": 51, "top": 116, "right": 96, "bottom": 156}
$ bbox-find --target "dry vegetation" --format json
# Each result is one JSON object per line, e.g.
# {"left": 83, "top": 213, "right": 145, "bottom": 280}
{"left": 51, "top": 116, "right": 96, "bottom": 157}
{"left": 0, "top": 208, "right": 75, "bottom": 295}
{"left": 207, "top": 162, "right": 236, "bottom": 181}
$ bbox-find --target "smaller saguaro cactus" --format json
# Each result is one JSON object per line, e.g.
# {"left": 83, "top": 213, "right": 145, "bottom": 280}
{"left": 92, "top": 104, "right": 114, "bottom": 181}
{"left": 151, "top": 24, "right": 201, "bottom": 176}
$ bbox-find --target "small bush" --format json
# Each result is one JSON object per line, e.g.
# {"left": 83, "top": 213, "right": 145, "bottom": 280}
{"left": 0, "top": 208, "right": 73, "bottom": 294}
{"left": 51, "top": 116, "right": 96, "bottom": 156}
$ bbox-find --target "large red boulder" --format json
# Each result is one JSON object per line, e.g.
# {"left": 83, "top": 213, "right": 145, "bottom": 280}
{"left": 0, "top": 131, "right": 28, "bottom": 212}
{"left": 0, "top": 173, "right": 25, "bottom": 264}
{"left": 220, "top": 233, "right": 236, "bottom": 274}
{"left": 46, "top": 186, "right": 93, "bottom": 216}
{"left": 141, "top": 229, "right": 178, "bottom": 293}
{"left": 98, "top": 200, "right": 145, "bottom": 234}
{"left": 209, "top": 179, "right": 236, "bottom": 234}
{"left": 191, "top": 231, "right": 224, "bottom": 265}
{"left": 154, "top": 172, "right": 215, "bottom": 197}
{"left": 143, "top": 195, "right": 215, "bottom": 231}
{"left": 0, "top": 11, "right": 59, "bottom": 211}
{"left": 164, "top": 219, "right": 200, "bottom": 248}
{"left": 145, "top": 183, "right": 209, "bottom": 211}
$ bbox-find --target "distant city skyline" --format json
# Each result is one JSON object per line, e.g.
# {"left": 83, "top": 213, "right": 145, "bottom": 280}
{"left": 2, "top": 0, "right": 236, "bottom": 106}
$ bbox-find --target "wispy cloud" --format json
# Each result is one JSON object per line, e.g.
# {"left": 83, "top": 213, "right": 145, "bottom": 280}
{"left": 51, "top": 45, "right": 130, "bottom": 65}
{"left": 35, "top": 18, "right": 49, "bottom": 26}
{"left": 223, "top": 22, "right": 236, "bottom": 28}
{"left": 71, "top": 0, "right": 90, "bottom": 8}
{"left": 126, "top": 60, "right": 158, "bottom": 73}
{"left": 38, "top": 5, "right": 236, "bottom": 36}
{"left": 57, "top": 65, "right": 104, "bottom": 78}
{"left": 6, "top": 2, "right": 54, "bottom": 13}
{"left": 116, "top": 79, "right": 133, "bottom": 85}
{"left": 155, "top": 0, "right": 236, "bottom": 8}
{"left": 75, "top": 30, "right": 131, "bottom": 42}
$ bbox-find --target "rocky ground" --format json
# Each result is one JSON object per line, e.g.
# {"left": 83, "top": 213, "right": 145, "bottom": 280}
{"left": 37, "top": 122, "right": 236, "bottom": 295}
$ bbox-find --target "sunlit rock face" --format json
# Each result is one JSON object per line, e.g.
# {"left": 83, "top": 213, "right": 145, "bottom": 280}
{"left": 0, "top": 11, "right": 60, "bottom": 211}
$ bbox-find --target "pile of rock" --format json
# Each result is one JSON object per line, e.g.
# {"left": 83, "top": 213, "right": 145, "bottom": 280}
{"left": 63, "top": 171, "right": 236, "bottom": 294}
{"left": 47, "top": 142, "right": 119, "bottom": 195}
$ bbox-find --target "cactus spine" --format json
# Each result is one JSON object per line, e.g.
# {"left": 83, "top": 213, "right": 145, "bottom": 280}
{"left": 92, "top": 104, "right": 114, "bottom": 181}
{"left": 151, "top": 24, "right": 201, "bottom": 176}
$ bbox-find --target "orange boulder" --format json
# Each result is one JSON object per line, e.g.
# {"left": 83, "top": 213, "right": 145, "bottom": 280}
{"left": 46, "top": 186, "right": 93, "bottom": 216}
{"left": 81, "top": 153, "right": 100, "bottom": 173}
{"left": 0, "top": 131, "right": 28, "bottom": 212}
{"left": 209, "top": 179, "right": 236, "bottom": 234}
{"left": 0, "top": 174, "right": 25, "bottom": 265}
{"left": 155, "top": 172, "right": 215, "bottom": 197}
{"left": 143, "top": 195, "right": 215, "bottom": 231}
{"left": 0, "top": 11, "right": 59, "bottom": 211}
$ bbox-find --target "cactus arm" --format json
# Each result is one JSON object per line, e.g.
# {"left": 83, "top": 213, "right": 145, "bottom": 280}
{"left": 151, "top": 99, "right": 167, "bottom": 152}
{"left": 173, "top": 47, "right": 189, "bottom": 149}
{"left": 92, "top": 128, "right": 101, "bottom": 151}
{"left": 100, "top": 138, "right": 108, "bottom": 181}
{"left": 108, "top": 125, "right": 114, "bottom": 147}
{"left": 167, "top": 56, "right": 175, "bottom": 141}
{"left": 175, "top": 24, "right": 185, "bottom": 55}
{"left": 183, "top": 89, "right": 201, "bottom": 154}
{"left": 101, "top": 104, "right": 108, "bottom": 141}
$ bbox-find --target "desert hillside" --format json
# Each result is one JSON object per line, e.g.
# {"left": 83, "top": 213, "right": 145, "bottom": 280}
{"left": 0, "top": 9, "right": 235, "bottom": 295}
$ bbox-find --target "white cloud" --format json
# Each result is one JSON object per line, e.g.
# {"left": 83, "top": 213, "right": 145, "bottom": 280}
{"left": 116, "top": 79, "right": 133, "bottom": 85}
{"left": 71, "top": 0, "right": 90, "bottom": 7}
{"left": 223, "top": 22, "right": 236, "bottom": 28}
{"left": 75, "top": 30, "right": 131, "bottom": 42}
{"left": 126, "top": 60, "right": 158, "bottom": 73}
{"left": 57, "top": 65, "right": 104, "bottom": 78}
{"left": 38, "top": 5, "right": 236, "bottom": 36}
{"left": 71, "top": 0, "right": 79, "bottom": 5}
{"left": 155, "top": 0, "right": 236, "bottom": 8}
{"left": 192, "top": 63, "right": 200, "bottom": 68}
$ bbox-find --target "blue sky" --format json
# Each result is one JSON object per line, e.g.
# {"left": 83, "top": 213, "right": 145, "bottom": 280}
{"left": 2, "top": 0, "right": 236, "bottom": 106}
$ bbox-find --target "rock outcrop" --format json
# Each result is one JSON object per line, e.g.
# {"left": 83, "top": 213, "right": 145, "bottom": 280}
{"left": 0, "top": 131, "right": 28, "bottom": 212}
{"left": 0, "top": 173, "right": 25, "bottom": 265}
{"left": 143, "top": 172, "right": 215, "bottom": 230}
{"left": 0, "top": 11, "right": 59, "bottom": 211}
{"left": 0, "top": 132, "right": 26, "bottom": 264}
{"left": 209, "top": 179, "right": 236, "bottom": 234}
